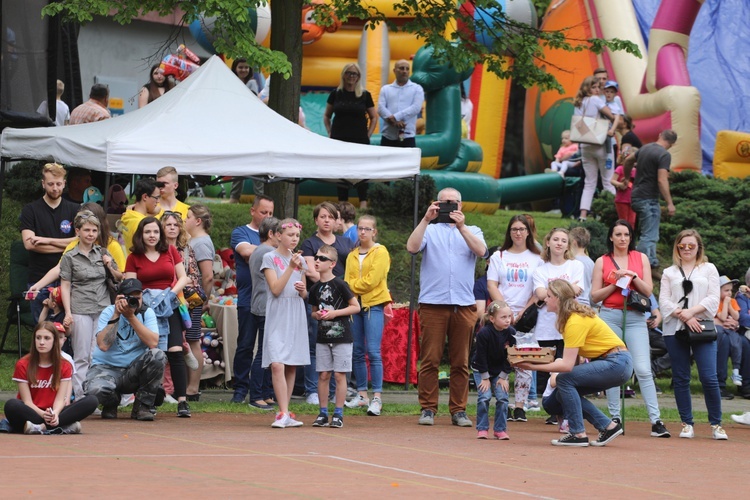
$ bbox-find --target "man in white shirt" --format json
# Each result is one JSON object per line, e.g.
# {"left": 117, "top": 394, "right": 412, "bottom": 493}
{"left": 378, "top": 60, "right": 424, "bottom": 147}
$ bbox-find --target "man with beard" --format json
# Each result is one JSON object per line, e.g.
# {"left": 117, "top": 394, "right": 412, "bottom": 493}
{"left": 20, "top": 163, "right": 81, "bottom": 322}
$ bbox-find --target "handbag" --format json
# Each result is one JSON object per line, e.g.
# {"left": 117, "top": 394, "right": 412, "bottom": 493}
{"left": 676, "top": 319, "right": 717, "bottom": 343}
{"left": 570, "top": 98, "right": 609, "bottom": 145}
{"left": 100, "top": 247, "right": 120, "bottom": 303}
{"left": 608, "top": 256, "right": 651, "bottom": 313}
{"left": 515, "top": 301, "right": 544, "bottom": 333}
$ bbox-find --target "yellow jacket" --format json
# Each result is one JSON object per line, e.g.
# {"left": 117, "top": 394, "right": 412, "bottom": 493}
{"left": 345, "top": 243, "right": 391, "bottom": 309}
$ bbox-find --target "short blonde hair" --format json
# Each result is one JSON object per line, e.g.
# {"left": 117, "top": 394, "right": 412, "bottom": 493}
{"left": 56, "top": 80, "right": 65, "bottom": 97}
{"left": 671, "top": 229, "right": 708, "bottom": 266}
{"left": 42, "top": 162, "right": 66, "bottom": 179}
{"left": 156, "top": 166, "right": 178, "bottom": 183}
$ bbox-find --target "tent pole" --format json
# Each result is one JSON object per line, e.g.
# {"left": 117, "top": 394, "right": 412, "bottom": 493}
{"left": 293, "top": 179, "right": 300, "bottom": 219}
{"left": 103, "top": 173, "right": 112, "bottom": 211}
{"left": 405, "top": 174, "right": 420, "bottom": 390}
{"left": 0, "top": 158, "right": 7, "bottom": 221}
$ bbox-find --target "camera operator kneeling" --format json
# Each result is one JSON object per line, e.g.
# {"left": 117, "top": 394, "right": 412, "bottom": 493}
{"left": 84, "top": 278, "right": 166, "bottom": 421}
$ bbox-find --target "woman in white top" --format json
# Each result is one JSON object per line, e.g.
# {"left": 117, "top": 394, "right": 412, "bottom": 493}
{"left": 532, "top": 228, "right": 585, "bottom": 393}
{"left": 659, "top": 229, "right": 726, "bottom": 440}
{"left": 573, "top": 76, "right": 616, "bottom": 221}
{"left": 487, "top": 215, "right": 543, "bottom": 421}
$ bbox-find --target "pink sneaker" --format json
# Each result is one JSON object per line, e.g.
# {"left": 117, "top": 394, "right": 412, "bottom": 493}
{"left": 477, "top": 430, "right": 489, "bottom": 439}
{"left": 559, "top": 419, "right": 569, "bottom": 434}
{"left": 494, "top": 431, "right": 510, "bottom": 440}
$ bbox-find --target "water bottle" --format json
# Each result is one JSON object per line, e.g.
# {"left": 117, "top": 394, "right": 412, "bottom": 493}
{"left": 605, "top": 156, "right": 613, "bottom": 170}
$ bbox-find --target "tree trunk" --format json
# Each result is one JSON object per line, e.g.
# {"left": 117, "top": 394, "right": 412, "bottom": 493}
{"left": 267, "top": 0, "right": 303, "bottom": 218}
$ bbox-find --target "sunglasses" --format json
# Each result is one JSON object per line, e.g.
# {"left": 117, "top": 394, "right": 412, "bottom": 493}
{"left": 313, "top": 255, "right": 333, "bottom": 262}
{"left": 162, "top": 210, "right": 182, "bottom": 220}
{"left": 677, "top": 243, "right": 697, "bottom": 251}
{"left": 344, "top": 71, "right": 360, "bottom": 77}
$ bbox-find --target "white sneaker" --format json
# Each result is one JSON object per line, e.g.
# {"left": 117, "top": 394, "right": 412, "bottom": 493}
{"left": 730, "top": 412, "right": 750, "bottom": 426}
{"left": 367, "top": 397, "right": 382, "bottom": 416}
{"left": 345, "top": 394, "right": 369, "bottom": 409}
{"left": 24, "top": 421, "right": 45, "bottom": 435}
{"left": 164, "top": 394, "right": 178, "bottom": 404}
{"left": 271, "top": 413, "right": 290, "bottom": 428}
{"left": 119, "top": 394, "right": 135, "bottom": 407}
{"left": 305, "top": 393, "right": 319, "bottom": 405}
{"left": 286, "top": 413, "right": 304, "bottom": 427}
{"left": 524, "top": 400, "right": 541, "bottom": 412}
{"left": 61, "top": 422, "right": 82, "bottom": 434}
{"left": 712, "top": 425, "right": 728, "bottom": 440}
{"left": 679, "top": 423, "right": 694, "bottom": 439}
{"left": 731, "top": 370, "right": 742, "bottom": 386}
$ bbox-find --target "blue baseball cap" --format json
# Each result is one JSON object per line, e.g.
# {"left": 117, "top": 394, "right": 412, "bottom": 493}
{"left": 604, "top": 80, "right": 619, "bottom": 90}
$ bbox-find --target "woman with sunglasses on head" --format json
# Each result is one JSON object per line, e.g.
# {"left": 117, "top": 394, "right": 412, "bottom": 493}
{"left": 125, "top": 216, "right": 190, "bottom": 417}
{"left": 138, "top": 64, "right": 175, "bottom": 108}
{"left": 60, "top": 210, "right": 122, "bottom": 400}
{"left": 324, "top": 63, "right": 377, "bottom": 208}
{"left": 591, "top": 219, "right": 669, "bottom": 437}
{"left": 486, "top": 215, "right": 543, "bottom": 421}
{"left": 344, "top": 215, "right": 390, "bottom": 415}
{"left": 659, "top": 229, "right": 725, "bottom": 440}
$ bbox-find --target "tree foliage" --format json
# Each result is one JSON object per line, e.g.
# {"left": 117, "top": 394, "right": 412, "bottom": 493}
{"left": 45, "top": 0, "right": 640, "bottom": 92}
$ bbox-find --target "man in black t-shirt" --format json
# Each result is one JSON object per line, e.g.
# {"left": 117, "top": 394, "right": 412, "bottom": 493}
{"left": 623, "top": 129, "right": 677, "bottom": 268}
{"left": 19, "top": 163, "right": 80, "bottom": 322}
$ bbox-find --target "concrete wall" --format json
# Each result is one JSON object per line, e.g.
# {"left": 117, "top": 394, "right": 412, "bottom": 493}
{"left": 77, "top": 17, "right": 211, "bottom": 114}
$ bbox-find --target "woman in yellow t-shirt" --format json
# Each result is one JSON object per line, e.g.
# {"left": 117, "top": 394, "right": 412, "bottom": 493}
{"left": 515, "top": 279, "right": 633, "bottom": 448}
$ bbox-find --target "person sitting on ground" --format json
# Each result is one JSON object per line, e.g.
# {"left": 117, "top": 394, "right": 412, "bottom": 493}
{"left": 514, "top": 279, "right": 633, "bottom": 448}
{"left": 309, "top": 245, "right": 360, "bottom": 428}
{"left": 84, "top": 279, "right": 166, "bottom": 421}
{"left": 471, "top": 301, "right": 515, "bottom": 440}
{"left": 3, "top": 322, "right": 97, "bottom": 434}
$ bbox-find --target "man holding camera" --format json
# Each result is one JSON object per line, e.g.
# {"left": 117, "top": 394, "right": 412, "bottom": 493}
{"left": 406, "top": 188, "right": 487, "bottom": 427}
{"left": 84, "top": 279, "right": 166, "bottom": 421}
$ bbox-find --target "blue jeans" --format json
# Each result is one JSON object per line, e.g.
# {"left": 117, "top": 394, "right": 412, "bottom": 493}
{"left": 556, "top": 351, "right": 633, "bottom": 434}
{"left": 600, "top": 307, "right": 662, "bottom": 423}
{"left": 630, "top": 198, "right": 660, "bottom": 267}
{"left": 716, "top": 326, "right": 742, "bottom": 389}
{"left": 232, "top": 306, "right": 257, "bottom": 399}
{"left": 351, "top": 305, "right": 384, "bottom": 393}
{"left": 473, "top": 372, "right": 509, "bottom": 432}
{"left": 739, "top": 335, "right": 750, "bottom": 397}
{"left": 543, "top": 388, "right": 600, "bottom": 427}
{"left": 664, "top": 335, "right": 722, "bottom": 425}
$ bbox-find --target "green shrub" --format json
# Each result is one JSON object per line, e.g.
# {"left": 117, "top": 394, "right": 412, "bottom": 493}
{"left": 4, "top": 160, "right": 45, "bottom": 204}
{"left": 369, "top": 176, "right": 435, "bottom": 221}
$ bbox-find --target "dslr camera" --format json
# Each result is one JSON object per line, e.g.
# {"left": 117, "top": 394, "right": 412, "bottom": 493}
{"left": 124, "top": 295, "right": 140, "bottom": 309}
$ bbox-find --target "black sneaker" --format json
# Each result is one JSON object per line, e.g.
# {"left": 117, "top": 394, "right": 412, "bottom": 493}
{"left": 611, "top": 417, "right": 622, "bottom": 425}
{"left": 507, "top": 407, "right": 516, "bottom": 422}
{"left": 513, "top": 407, "right": 527, "bottom": 422}
{"left": 330, "top": 415, "right": 343, "bottom": 428}
{"left": 720, "top": 388, "right": 735, "bottom": 400}
{"left": 551, "top": 433, "right": 589, "bottom": 447}
{"left": 591, "top": 422, "right": 623, "bottom": 447}
{"left": 651, "top": 420, "right": 671, "bottom": 438}
{"left": 312, "top": 413, "right": 329, "bottom": 427}
{"left": 177, "top": 401, "right": 191, "bottom": 418}
{"left": 545, "top": 415, "right": 559, "bottom": 425}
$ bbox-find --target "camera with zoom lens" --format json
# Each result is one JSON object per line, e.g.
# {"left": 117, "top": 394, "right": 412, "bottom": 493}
{"left": 124, "top": 295, "right": 140, "bottom": 309}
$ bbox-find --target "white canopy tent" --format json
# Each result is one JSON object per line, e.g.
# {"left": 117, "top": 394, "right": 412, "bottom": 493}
{"left": 0, "top": 55, "right": 420, "bottom": 180}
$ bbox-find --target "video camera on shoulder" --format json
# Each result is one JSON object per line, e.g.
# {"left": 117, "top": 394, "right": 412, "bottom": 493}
{"left": 431, "top": 201, "right": 458, "bottom": 224}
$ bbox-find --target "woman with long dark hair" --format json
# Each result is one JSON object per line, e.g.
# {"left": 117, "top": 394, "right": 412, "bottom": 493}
{"left": 591, "top": 219, "right": 669, "bottom": 437}
{"left": 3, "top": 322, "right": 97, "bottom": 434}
{"left": 138, "top": 64, "right": 175, "bottom": 108}
{"left": 124, "top": 217, "right": 190, "bottom": 417}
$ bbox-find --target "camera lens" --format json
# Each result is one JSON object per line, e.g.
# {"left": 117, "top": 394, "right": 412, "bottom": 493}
{"left": 126, "top": 296, "right": 140, "bottom": 308}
